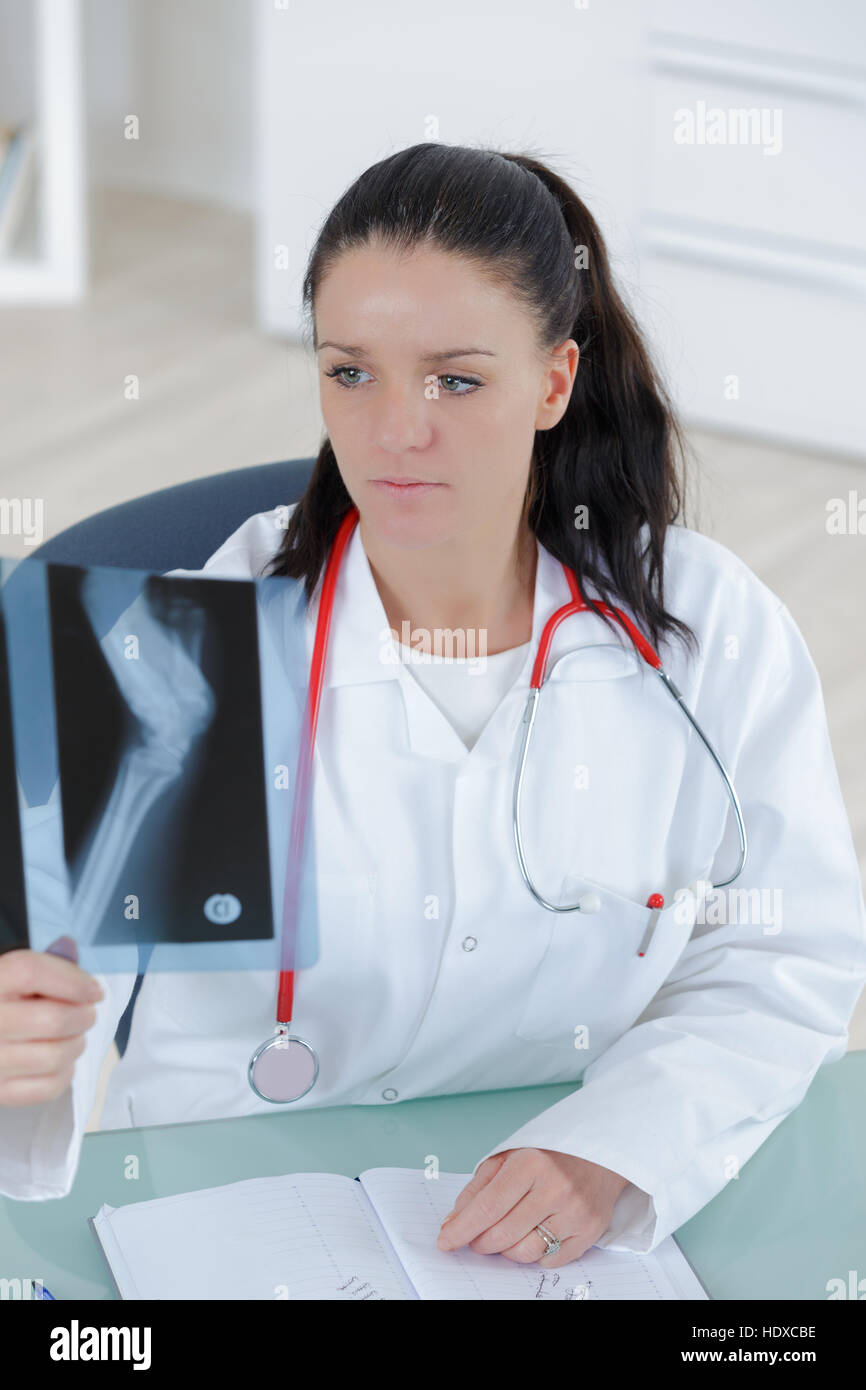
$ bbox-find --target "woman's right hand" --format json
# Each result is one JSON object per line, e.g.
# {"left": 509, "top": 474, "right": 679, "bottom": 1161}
{"left": 0, "top": 938, "right": 104, "bottom": 1106}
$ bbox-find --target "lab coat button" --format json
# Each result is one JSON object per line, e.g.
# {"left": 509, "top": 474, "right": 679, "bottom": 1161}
{"left": 382, "top": 1087, "right": 399, "bottom": 1101}
{"left": 461, "top": 936, "right": 478, "bottom": 952}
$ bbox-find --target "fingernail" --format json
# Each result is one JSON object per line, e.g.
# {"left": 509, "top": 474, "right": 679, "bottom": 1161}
{"left": 46, "top": 936, "right": 78, "bottom": 964}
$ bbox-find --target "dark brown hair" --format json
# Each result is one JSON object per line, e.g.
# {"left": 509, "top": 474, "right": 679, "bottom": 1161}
{"left": 264, "top": 142, "right": 698, "bottom": 659}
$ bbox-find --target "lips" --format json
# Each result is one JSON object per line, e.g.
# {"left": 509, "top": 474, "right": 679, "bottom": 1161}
{"left": 373, "top": 478, "right": 435, "bottom": 486}
{"left": 370, "top": 478, "right": 443, "bottom": 496}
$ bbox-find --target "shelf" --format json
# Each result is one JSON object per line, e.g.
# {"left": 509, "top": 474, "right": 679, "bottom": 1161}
{"left": 0, "top": 0, "right": 87, "bottom": 303}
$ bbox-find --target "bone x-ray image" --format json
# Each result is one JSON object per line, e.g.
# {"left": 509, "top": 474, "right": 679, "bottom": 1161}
{"left": 0, "top": 602, "right": 28, "bottom": 954}
{"left": 0, "top": 553, "right": 319, "bottom": 975}
{"left": 48, "top": 565, "right": 272, "bottom": 949}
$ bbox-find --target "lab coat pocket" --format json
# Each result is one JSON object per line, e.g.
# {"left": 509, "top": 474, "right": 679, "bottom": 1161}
{"left": 151, "top": 870, "right": 378, "bottom": 1036}
{"left": 514, "top": 874, "right": 699, "bottom": 1050}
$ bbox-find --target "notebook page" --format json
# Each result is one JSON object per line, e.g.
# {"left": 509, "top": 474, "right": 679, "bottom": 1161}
{"left": 91, "top": 1173, "right": 417, "bottom": 1300}
{"left": 359, "top": 1168, "right": 707, "bottom": 1300}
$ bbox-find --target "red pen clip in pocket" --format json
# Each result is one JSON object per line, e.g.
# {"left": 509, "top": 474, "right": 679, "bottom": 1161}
{"left": 636, "top": 893, "right": 666, "bottom": 956}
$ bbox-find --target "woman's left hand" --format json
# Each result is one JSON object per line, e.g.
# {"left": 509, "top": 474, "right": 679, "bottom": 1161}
{"left": 435, "top": 1148, "right": 629, "bottom": 1267}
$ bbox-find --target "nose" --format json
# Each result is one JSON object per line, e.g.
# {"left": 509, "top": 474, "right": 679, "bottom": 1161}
{"left": 375, "top": 381, "right": 436, "bottom": 454}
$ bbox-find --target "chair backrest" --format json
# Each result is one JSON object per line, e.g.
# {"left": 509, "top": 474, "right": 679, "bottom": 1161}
{"left": 27, "top": 457, "right": 316, "bottom": 572}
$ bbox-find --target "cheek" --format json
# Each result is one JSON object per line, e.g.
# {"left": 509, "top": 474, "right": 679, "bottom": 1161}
{"left": 479, "top": 383, "right": 539, "bottom": 460}
{"left": 460, "top": 422, "right": 534, "bottom": 503}
{"left": 323, "top": 402, "right": 364, "bottom": 452}
{"left": 322, "top": 413, "right": 372, "bottom": 494}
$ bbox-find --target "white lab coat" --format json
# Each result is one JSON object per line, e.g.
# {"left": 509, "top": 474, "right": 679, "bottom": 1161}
{"left": 2, "top": 504, "right": 865, "bottom": 1257}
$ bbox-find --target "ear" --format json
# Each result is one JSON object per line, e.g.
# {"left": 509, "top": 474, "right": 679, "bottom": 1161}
{"left": 535, "top": 340, "right": 579, "bottom": 431}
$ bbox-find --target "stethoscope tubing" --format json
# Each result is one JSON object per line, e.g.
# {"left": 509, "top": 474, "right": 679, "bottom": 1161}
{"left": 275, "top": 505, "right": 360, "bottom": 1026}
{"left": 513, "top": 576, "right": 748, "bottom": 912}
{"left": 278, "top": 508, "right": 748, "bottom": 1022}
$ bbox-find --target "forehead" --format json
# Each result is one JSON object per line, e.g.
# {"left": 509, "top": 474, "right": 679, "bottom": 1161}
{"left": 315, "top": 241, "right": 531, "bottom": 350}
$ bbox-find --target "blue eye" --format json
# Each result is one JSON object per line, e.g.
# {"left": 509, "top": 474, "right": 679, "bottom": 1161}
{"left": 324, "top": 366, "right": 481, "bottom": 395}
{"left": 325, "top": 366, "right": 372, "bottom": 388}
{"left": 438, "top": 374, "right": 481, "bottom": 395}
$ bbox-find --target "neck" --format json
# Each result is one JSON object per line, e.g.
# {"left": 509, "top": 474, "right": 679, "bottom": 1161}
{"left": 360, "top": 517, "right": 538, "bottom": 657}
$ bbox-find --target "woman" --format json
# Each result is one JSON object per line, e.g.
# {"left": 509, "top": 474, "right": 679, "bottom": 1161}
{"left": 1, "top": 144, "right": 864, "bottom": 1271}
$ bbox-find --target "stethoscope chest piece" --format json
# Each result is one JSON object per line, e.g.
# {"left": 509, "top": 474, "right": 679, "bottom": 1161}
{"left": 248, "top": 1027, "right": 319, "bottom": 1103}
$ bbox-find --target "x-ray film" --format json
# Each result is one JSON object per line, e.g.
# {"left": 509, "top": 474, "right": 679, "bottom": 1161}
{"left": 0, "top": 599, "right": 28, "bottom": 955}
{"left": 0, "top": 552, "right": 319, "bottom": 975}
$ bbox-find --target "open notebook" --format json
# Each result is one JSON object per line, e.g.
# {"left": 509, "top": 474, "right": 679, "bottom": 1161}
{"left": 89, "top": 1167, "right": 708, "bottom": 1300}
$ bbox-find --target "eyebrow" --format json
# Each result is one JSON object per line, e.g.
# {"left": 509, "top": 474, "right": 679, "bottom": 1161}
{"left": 316, "top": 341, "right": 497, "bottom": 364}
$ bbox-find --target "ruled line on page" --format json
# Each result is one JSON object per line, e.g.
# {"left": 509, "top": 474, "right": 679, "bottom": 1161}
{"left": 95, "top": 1173, "right": 416, "bottom": 1300}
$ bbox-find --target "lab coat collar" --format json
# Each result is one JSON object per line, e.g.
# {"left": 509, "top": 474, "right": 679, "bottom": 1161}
{"left": 307, "top": 520, "right": 629, "bottom": 765}
{"left": 310, "top": 520, "right": 576, "bottom": 686}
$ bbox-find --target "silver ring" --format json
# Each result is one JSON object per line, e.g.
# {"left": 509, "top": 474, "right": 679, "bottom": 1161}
{"left": 536, "top": 1222, "right": 561, "bottom": 1257}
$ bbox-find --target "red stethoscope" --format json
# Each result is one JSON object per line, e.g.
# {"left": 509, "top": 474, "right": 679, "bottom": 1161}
{"left": 248, "top": 506, "right": 747, "bottom": 1102}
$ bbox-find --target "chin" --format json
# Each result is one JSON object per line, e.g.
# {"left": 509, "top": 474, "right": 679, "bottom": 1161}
{"left": 370, "top": 520, "right": 452, "bottom": 552}
{"left": 361, "top": 494, "right": 455, "bottom": 550}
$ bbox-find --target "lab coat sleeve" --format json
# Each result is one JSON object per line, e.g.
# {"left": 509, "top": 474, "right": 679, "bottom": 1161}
{"left": 0, "top": 794, "right": 135, "bottom": 1201}
{"left": 469, "top": 600, "right": 866, "bottom": 1252}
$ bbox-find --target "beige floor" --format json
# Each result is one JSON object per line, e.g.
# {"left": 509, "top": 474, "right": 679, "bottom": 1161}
{"left": 0, "top": 188, "right": 862, "bottom": 1133}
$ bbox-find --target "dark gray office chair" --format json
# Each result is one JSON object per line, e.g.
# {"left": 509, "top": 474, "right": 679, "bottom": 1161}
{"left": 29, "top": 457, "right": 315, "bottom": 572}
{"left": 22, "top": 456, "right": 316, "bottom": 1056}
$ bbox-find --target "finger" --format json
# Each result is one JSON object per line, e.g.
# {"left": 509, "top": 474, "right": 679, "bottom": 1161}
{"left": 501, "top": 1222, "right": 599, "bottom": 1268}
{"left": 0, "top": 1034, "right": 88, "bottom": 1077}
{"left": 440, "top": 1152, "right": 510, "bottom": 1225}
{"left": 0, "top": 998, "right": 98, "bottom": 1042}
{"left": 0, "top": 949, "right": 103, "bottom": 1005}
{"left": 0, "top": 1063, "right": 76, "bottom": 1107}
{"left": 466, "top": 1189, "right": 557, "bottom": 1257}
{"left": 437, "top": 1151, "right": 532, "bottom": 1251}
{"left": 536, "top": 1232, "right": 596, "bottom": 1269}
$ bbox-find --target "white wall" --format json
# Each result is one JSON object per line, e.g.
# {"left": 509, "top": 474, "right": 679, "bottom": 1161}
{"left": 83, "top": 0, "right": 253, "bottom": 212}
{"left": 254, "top": 0, "right": 650, "bottom": 341}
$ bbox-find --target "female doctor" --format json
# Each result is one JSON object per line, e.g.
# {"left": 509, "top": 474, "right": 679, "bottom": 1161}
{"left": 1, "top": 143, "right": 865, "bottom": 1270}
